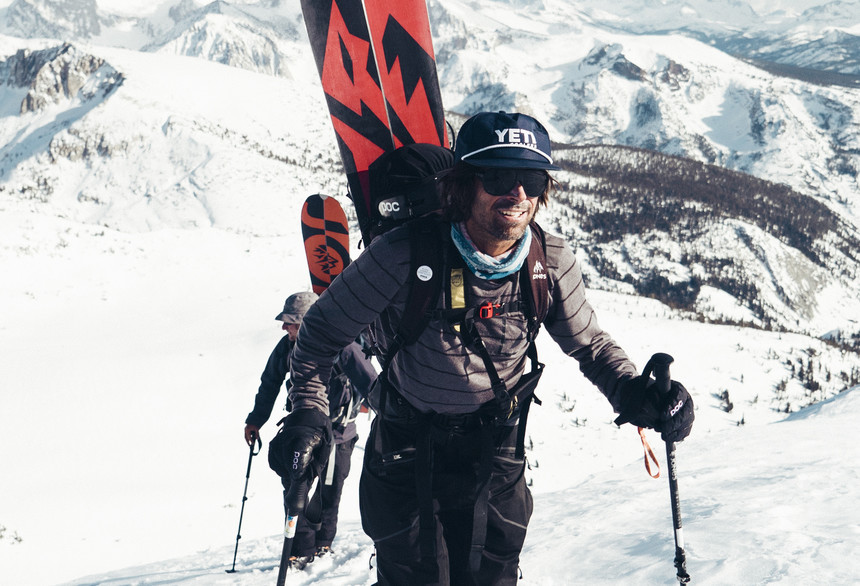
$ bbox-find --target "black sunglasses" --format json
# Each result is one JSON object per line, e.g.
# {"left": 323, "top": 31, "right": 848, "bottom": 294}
{"left": 475, "top": 168, "right": 549, "bottom": 198}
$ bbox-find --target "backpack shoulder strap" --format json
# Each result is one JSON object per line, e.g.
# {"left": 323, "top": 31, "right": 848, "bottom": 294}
{"left": 383, "top": 216, "right": 446, "bottom": 363}
{"left": 522, "top": 221, "right": 549, "bottom": 331}
{"left": 375, "top": 217, "right": 445, "bottom": 418}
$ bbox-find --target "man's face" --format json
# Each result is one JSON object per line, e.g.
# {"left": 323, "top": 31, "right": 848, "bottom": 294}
{"left": 283, "top": 322, "right": 300, "bottom": 341}
{"left": 465, "top": 176, "right": 538, "bottom": 256}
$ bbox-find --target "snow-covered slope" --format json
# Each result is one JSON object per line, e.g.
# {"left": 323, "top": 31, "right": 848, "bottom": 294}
{"left": 64, "top": 387, "right": 857, "bottom": 586}
{"left": 544, "top": 0, "right": 860, "bottom": 76}
{"left": 46, "top": 380, "right": 860, "bottom": 586}
{"left": 2, "top": 212, "right": 858, "bottom": 584}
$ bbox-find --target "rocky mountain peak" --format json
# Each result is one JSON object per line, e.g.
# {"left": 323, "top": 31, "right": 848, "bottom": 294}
{"left": 0, "top": 42, "right": 124, "bottom": 113}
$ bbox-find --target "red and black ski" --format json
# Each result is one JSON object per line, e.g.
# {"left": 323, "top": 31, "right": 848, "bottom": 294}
{"left": 301, "top": 194, "right": 350, "bottom": 295}
{"left": 300, "top": 0, "right": 448, "bottom": 244}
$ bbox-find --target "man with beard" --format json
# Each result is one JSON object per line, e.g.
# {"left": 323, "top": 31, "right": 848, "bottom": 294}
{"left": 278, "top": 112, "right": 695, "bottom": 585}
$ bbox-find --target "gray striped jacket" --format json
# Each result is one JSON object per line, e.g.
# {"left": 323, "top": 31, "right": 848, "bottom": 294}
{"left": 289, "top": 222, "right": 638, "bottom": 416}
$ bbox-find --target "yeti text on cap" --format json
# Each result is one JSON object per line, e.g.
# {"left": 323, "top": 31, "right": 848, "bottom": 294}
{"left": 496, "top": 128, "right": 538, "bottom": 150}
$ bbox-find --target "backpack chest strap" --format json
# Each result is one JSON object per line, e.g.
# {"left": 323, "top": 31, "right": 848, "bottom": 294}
{"left": 431, "top": 299, "right": 526, "bottom": 324}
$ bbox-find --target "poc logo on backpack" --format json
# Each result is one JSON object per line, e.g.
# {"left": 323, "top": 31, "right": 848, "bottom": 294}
{"left": 377, "top": 196, "right": 410, "bottom": 220}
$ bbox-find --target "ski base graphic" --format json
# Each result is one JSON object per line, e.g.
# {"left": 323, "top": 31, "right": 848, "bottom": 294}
{"left": 301, "top": 194, "right": 350, "bottom": 294}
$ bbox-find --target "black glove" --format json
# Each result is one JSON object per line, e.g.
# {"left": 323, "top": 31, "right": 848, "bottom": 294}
{"left": 615, "top": 375, "right": 694, "bottom": 443}
{"left": 268, "top": 408, "right": 332, "bottom": 482}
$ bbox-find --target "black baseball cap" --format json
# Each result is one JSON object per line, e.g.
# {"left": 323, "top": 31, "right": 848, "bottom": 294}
{"left": 454, "top": 111, "right": 560, "bottom": 170}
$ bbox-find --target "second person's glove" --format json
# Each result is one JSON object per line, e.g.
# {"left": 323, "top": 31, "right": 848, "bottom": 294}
{"left": 268, "top": 408, "right": 332, "bottom": 482}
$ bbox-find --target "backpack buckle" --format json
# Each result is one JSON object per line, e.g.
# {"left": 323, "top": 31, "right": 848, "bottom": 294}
{"left": 479, "top": 301, "right": 499, "bottom": 319}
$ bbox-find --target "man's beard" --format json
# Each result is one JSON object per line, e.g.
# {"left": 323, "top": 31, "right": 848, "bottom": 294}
{"left": 486, "top": 202, "right": 536, "bottom": 241}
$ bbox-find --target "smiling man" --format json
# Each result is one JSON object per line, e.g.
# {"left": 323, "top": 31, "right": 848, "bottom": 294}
{"left": 281, "top": 112, "right": 695, "bottom": 585}
{"left": 442, "top": 112, "right": 557, "bottom": 260}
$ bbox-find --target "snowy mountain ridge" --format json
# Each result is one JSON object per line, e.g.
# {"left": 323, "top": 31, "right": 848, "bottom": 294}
{"left": 2, "top": 1, "right": 858, "bottom": 213}
{"left": 4, "top": 1, "right": 860, "bottom": 339}
{"left": 3, "top": 0, "right": 100, "bottom": 40}
{"left": 549, "top": 144, "right": 860, "bottom": 337}
{"left": 427, "top": 1, "right": 860, "bottom": 224}
{"left": 138, "top": 1, "right": 306, "bottom": 79}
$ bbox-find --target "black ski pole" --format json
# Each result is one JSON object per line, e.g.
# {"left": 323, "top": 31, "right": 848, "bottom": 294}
{"left": 646, "top": 352, "right": 691, "bottom": 584}
{"left": 226, "top": 434, "right": 262, "bottom": 573}
{"left": 275, "top": 470, "right": 310, "bottom": 586}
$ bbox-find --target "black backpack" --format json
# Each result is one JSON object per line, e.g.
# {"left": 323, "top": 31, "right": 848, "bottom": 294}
{"left": 365, "top": 143, "right": 454, "bottom": 244}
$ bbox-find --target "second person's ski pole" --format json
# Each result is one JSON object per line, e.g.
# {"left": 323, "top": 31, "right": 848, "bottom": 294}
{"left": 227, "top": 434, "right": 261, "bottom": 573}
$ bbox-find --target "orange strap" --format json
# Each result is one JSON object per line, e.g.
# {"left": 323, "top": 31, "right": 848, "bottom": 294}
{"left": 638, "top": 427, "right": 660, "bottom": 478}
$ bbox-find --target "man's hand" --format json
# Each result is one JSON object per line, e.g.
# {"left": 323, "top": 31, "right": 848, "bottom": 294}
{"left": 244, "top": 424, "right": 260, "bottom": 446}
{"left": 657, "top": 381, "right": 694, "bottom": 442}
{"left": 615, "top": 376, "right": 695, "bottom": 442}
{"left": 268, "top": 408, "right": 332, "bottom": 482}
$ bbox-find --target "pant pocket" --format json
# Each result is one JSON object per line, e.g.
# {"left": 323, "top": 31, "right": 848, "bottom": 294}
{"left": 360, "top": 418, "right": 421, "bottom": 544}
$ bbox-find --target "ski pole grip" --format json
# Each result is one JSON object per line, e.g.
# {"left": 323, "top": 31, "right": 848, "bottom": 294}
{"left": 648, "top": 352, "right": 674, "bottom": 395}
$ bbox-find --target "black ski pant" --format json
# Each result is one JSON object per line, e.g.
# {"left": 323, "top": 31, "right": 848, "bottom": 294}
{"left": 359, "top": 411, "right": 533, "bottom": 586}
{"left": 286, "top": 436, "right": 357, "bottom": 557}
